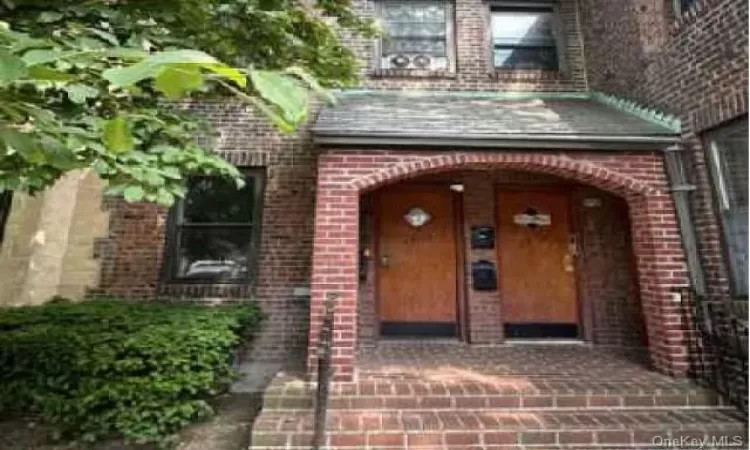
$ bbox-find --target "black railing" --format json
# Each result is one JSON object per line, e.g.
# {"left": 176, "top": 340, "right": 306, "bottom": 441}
{"left": 682, "top": 289, "right": 748, "bottom": 412}
{"left": 311, "top": 292, "right": 337, "bottom": 450}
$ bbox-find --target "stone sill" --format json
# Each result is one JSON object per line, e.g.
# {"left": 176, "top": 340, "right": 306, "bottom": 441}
{"left": 158, "top": 282, "right": 252, "bottom": 299}
{"left": 367, "top": 68, "right": 458, "bottom": 79}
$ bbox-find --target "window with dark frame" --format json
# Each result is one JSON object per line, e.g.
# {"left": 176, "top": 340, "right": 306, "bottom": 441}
{"left": 705, "top": 118, "right": 748, "bottom": 297}
{"left": 0, "top": 191, "right": 12, "bottom": 245}
{"left": 376, "top": 0, "right": 454, "bottom": 71}
{"left": 490, "top": 6, "right": 559, "bottom": 70}
{"left": 165, "top": 169, "right": 264, "bottom": 284}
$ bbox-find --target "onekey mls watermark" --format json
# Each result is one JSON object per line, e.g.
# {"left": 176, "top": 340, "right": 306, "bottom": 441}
{"left": 652, "top": 434, "right": 746, "bottom": 448}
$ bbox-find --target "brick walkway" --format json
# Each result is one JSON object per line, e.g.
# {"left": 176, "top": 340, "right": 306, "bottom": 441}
{"left": 251, "top": 342, "right": 748, "bottom": 449}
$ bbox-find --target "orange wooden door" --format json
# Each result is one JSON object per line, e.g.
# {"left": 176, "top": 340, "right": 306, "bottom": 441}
{"left": 377, "top": 185, "right": 457, "bottom": 334}
{"left": 496, "top": 188, "right": 579, "bottom": 335}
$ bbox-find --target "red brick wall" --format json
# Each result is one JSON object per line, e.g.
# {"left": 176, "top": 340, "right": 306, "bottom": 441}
{"left": 92, "top": 103, "right": 317, "bottom": 360}
{"left": 91, "top": 0, "right": 595, "bottom": 362}
{"left": 578, "top": 0, "right": 749, "bottom": 298}
{"left": 310, "top": 150, "right": 690, "bottom": 380}
{"left": 347, "top": 0, "right": 588, "bottom": 92}
{"left": 575, "top": 190, "right": 647, "bottom": 347}
{"left": 87, "top": 0, "right": 737, "bottom": 368}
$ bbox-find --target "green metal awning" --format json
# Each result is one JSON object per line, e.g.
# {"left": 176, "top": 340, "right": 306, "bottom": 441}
{"left": 312, "top": 90, "right": 681, "bottom": 151}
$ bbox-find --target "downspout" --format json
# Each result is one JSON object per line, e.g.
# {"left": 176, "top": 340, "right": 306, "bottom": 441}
{"left": 573, "top": 0, "right": 590, "bottom": 91}
{"left": 663, "top": 144, "right": 706, "bottom": 296}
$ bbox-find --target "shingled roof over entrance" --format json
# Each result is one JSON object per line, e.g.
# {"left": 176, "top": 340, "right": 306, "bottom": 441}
{"left": 312, "top": 90, "right": 681, "bottom": 150}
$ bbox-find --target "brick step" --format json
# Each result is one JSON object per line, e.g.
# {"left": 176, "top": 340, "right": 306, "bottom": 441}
{"left": 262, "top": 378, "right": 723, "bottom": 411}
{"left": 250, "top": 408, "right": 747, "bottom": 449}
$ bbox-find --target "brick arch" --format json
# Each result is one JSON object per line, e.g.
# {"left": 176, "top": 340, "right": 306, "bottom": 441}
{"left": 350, "top": 153, "right": 659, "bottom": 198}
{"left": 308, "top": 150, "right": 691, "bottom": 382}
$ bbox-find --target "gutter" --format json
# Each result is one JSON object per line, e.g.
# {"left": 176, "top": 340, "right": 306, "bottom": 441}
{"left": 664, "top": 144, "right": 706, "bottom": 296}
{"left": 312, "top": 131, "right": 679, "bottom": 150}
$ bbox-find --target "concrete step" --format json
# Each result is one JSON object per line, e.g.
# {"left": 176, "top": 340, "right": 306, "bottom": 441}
{"left": 261, "top": 376, "right": 724, "bottom": 411}
{"left": 250, "top": 407, "right": 747, "bottom": 449}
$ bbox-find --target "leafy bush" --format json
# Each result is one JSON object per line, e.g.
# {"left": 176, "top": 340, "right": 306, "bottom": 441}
{"left": 0, "top": 298, "right": 263, "bottom": 446}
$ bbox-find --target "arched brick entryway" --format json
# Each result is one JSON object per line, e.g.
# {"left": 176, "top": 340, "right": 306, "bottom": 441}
{"left": 308, "top": 151, "right": 692, "bottom": 381}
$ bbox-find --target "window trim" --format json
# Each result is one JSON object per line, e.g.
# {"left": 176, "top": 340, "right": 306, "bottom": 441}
{"left": 488, "top": 3, "right": 564, "bottom": 73}
{"left": 703, "top": 117, "right": 749, "bottom": 298}
{"left": 372, "top": 0, "right": 456, "bottom": 73}
{"left": 161, "top": 167, "right": 266, "bottom": 286}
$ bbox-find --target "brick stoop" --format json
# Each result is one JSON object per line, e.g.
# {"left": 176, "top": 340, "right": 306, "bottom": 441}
{"left": 249, "top": 345, "right": 748, "bottom": 449}
{"left": 251, "top": 408, "right": 746, "bottom": 449}
{"left": 260, "top": 377, "right": 726, "bottom": 411}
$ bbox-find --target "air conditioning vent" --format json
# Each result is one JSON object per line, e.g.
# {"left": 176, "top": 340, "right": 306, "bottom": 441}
{"left": 382, "top": 54, "right": 447, "bottom": 70}
{"left": 390, "top": 54, "right": 410, "bottom": 68}
{"left": 413, "top": 54, "right": 431, "bottom": 69}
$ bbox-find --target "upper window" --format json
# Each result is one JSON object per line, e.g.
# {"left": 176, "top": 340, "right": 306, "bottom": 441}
{"left": 490, "top": 6, "right": 559, "bottom": 70}
{"left": 376, "top": 0, "right": 454, "bottom": 71}
{"left": 705, "top": 118, "right": 748, "bottom": 297}
{"left": 673, "top": 0, "right": 699, "bottom": 15}
{"left": 164, "top": 169, "right": 264, "bottom": 284}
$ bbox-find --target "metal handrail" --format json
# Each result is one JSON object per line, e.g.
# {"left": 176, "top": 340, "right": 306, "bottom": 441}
{"left": 681, "top": 288, "right": 748, "bottom": 412}
{"left": 311, "top": 292, "right": 337, "bottom": 450}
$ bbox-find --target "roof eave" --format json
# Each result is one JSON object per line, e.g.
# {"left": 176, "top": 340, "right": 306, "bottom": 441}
{"left": 311, "top": 132, "right": 680, "bottom": 151}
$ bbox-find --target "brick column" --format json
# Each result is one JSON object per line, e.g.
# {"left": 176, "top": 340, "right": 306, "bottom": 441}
{"left": 307, "top": 182, "right": 360, "bottom": 381}
{"left": 462, "top": 174, "right": 504, "bottom": 343}
{"left": 628, "top": 192, "right": 692, "bottom": 376}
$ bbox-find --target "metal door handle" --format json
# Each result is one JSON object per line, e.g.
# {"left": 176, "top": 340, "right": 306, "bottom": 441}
{"left": 563, "top": 253, "right": 575, "bottom": 272}
{"left": 568, "top": 234, "right": 579, "bottom": 256}
{"left": 380, "top": 255, "right": 390, "bottom": 267}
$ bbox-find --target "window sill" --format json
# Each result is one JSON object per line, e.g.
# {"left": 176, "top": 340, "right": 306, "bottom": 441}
{"left": 490, "top": 69, "right": 564, "bottom": 82}
{"left": 367, "top": 68, "right": 457, "bottom": 79}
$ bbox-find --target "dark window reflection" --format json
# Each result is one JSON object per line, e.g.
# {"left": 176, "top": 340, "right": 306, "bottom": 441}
{"left": 176, "top": 228, "right": 252, "bottom": 280}
{"left": 183, "top": 177, "right": 255, "bottom": 223}
{"left": 707, "top": 118, "right": 748, "bottom": 296}
{"left": 168, "top": 171, "right": 263, "bottom": 283}
{"left": 491, "top": 9, "right": 559, "bottom": 70}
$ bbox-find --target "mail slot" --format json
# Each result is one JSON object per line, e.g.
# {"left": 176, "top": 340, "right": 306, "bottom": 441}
{"left": 471, "top": 259, "right": 497, "bottom": 291}
{"left": 470, "top": 226, "right": 495, "bottom": 249}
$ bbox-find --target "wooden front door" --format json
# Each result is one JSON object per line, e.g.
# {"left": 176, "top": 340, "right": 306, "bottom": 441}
{"left": 496, "top": 188, "right": 580, "bottom": 338}
{"left": 377, "top": 185, "right": 458, "bottom": 337}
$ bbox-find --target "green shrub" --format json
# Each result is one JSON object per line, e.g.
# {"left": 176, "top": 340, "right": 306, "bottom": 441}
{"left": 0, "top": 298, "right": 263, "bottom": 446}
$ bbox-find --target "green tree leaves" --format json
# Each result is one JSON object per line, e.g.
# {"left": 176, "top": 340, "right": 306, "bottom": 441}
{"left": 0, "top": 0, "right": 374, "bottom": 205}
{"left": 155, "top": 66, "right": 205, "bottom": 99}
{"left": 64, "top": 84, "right": 99, "bottom": 104}
{"left": 102, "top": 116, "right": 135, "bottom": 154}
{"left": 0, "top": 48, "right": 27, "bottom": 82}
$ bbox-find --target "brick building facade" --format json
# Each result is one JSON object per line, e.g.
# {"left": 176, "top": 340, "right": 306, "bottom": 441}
{"left": 0, "top": 0, "right": 746, "bottom": 382}
{"left": 578, "top": 0, "right": 749, "bottom": 299}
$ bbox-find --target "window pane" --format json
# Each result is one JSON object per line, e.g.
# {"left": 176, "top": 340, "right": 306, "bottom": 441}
{"left": 679, "top": 0, "right": 698, "bottom": 12}
{"left": 380, "top": 0, "right": 447, "bottom": 57}
{"left": 494, "top": 47, "right": 558, "bottom": 69}
{"left": 183, "top": 175, "right": 255, "bottom": 223}
{"left": 174, "top": 227, "right": 252, "bottom": 280}
{"left": 709, "top": 119, "right": 749, "bottom": 296}
{"left": 383, "top": 37, "right": 447, "bottom": 56}
{"left": 491, "top": 10, "right": 556, "bottom": 47}
{"left": 385, "top": 22, "right": 446, "bottom": 38}
{"left": 382, "top": 1, "right": 445, "bottom": 22}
